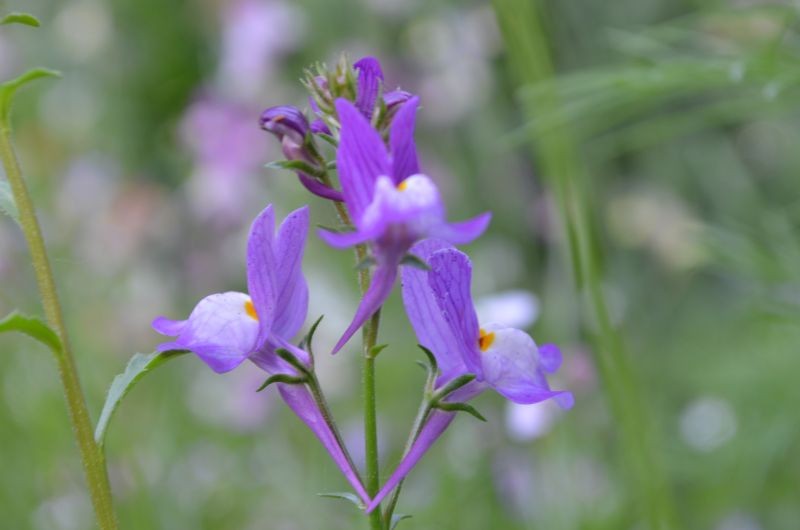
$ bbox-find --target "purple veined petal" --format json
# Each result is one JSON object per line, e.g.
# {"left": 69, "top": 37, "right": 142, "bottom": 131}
{"left": 390, "top": 96, "right": 420, "bottom": 183}
{"left": 260, "top": 105, "right": 309, "bottom": 145}
{"left": 297, "top": 173, "right": 344, "bottom": 202}
{"left": 277, "top": 384, "right": 371, "bottom": 504}
{"left": 317, "top": 224, "right": 381, "bottom": 249}
{"left": 359, "top": 175, "right": 445, "bottom": 238}
{"left": 271, "top": 206, "right": 310, "bottom": 340}
{"left": 365, "top": 410, "right": 456, "bottom": 513}
{"left": 402, "top": 239, "right": 470, "bottom": 383}
{"left": 432, "top": 211, "right": 492, "bottom": 245}
{"left": 331, "top": 261, "right": 399, "bottom": 354}
{"left": 335, "top": 99, "right": 391, "bottom": 220}
{"left": 539, "top": 343, "right": 563, "bottom": 374}
{"left": 428, "top": 248, "right": 483, "bottom": 375}
{"left": 479, "top": 325, "right": 573, "bottom": 409}
{"left": 354, "top": 56, "right": 384, "bottom": 120}
{"left": 152, "top": 292, "right": 258, "bottom": 374}
{"left": 152, "top": 316, "right": 188, "bottom": 337}
{"left": 247, "top": 205, "right": 278, "bottom": 349}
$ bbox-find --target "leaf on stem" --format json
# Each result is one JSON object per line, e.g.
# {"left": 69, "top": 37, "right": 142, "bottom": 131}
{"left": 299, "top": 314, "right": 324, "bottom": 357}
{"left": 264, "top": 159, "right": 322, "bottom": 177}
{"left": 390, "top": 514, "right": 413, "bottom": 530}
{"left": 417, "top": 344, "right": 438, "bottom": 374}
{"left": 256, "top": 373, "right": 307, "bottom": 392}
{"left": 317, "top": 491, "right": 365, "bottom": 509}
{"left": 0, "top": 310, "right": 61, "bottom": 354}
{"left": 275, "top": 348, "right": 312, "bottom": 377}
{"left": 434, "top": 401, "right": 487, "bottom": 422}
{"left": 0, "top": 13, "right": 41, "bottom": 27}
{"left": 94, "top": 350, "right": 187, "bottom": 449}
{"left": 368, "top": 343, "right": 388, "bottom": 359}
{"left": 0, "top": 181, "right": 20, "bottom": 226}
{"left": 0, "top": 68, "right": 61, "bottom": 123}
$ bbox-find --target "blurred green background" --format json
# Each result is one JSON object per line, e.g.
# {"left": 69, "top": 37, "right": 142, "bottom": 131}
{"left": 1, "top": 0, "right": 799, "bottom": 528}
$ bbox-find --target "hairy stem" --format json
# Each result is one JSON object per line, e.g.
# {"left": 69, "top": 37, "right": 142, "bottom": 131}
{"left": 0, "top": 123, "right": 118, "bottom": 529}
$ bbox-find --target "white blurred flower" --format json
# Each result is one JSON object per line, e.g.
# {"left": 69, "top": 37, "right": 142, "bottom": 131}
{"left": 505, "top": 400, "right": 559, "bottom": 442}
{"left": 717, "top": 512, "right": 762, "bottom": 530}
{"left": 33, "top": 491, "right": 92, "bottom": 530}
{"left": 476, "top": 290, "right": 540, "bottom": 330}
{"left": 55, "top": 0, "right": 113, "bottom": 62}
{"left": 679, "top": 396, "right": 738, "bottom": 452}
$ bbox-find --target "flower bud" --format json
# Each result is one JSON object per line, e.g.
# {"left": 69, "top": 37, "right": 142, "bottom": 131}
{"left": 260, "top": 105, "right": 313, "bottom": 162}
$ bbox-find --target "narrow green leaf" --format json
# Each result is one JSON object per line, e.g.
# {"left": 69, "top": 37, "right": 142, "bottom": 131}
{"left": 0, "top": 67, "right": 61, "bottom": 122}
{"left": 256, "top": 373, "right": 307, "bottom": 392}
{"left": 417, "top": 344, "right": 438, "bottom": 374}
{"left": 318, "top": 491, "right": 364, "bottom": 509}
{"left": 94, "top": 350, "right": 187, "bottom": 448}
{"left": 316, "top": 223, "right": 354, "bottom": 234}
{"left": 0, "top": 181, "right": 20, "bottom": 225}
{"left": 264, "top": 159, "right": 322, "bottom": 177}
{"left": 317, "top": 133, "right": 338, "bottom": 147}
{"left": 299, "top": 314, "right": 324, "bottom": 356}
{"left": 368, "top": 343, "right": 389, "bottom": 359}
{"left": 400, "top": 253, "right": 430, "bottom": 271}
{"left": 0, "top": 310, "right": 61, "bottom": 354}
{"left": 390, "top": 514, "right": 413, "bottom": 530}
{"left": 433, "top": 373, "right": 476, "bottom": 401}
{"left": 1, "top": 13, "right": 41, "bottom": 27}
{"left": 434, "top": 401, "right": 487, "bottom": 422}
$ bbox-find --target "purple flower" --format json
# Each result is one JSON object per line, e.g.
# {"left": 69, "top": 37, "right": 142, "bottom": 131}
{"left": 319, "top": 98, "right": 491, "bottom": 353}
{"left": 152, "top": 205, "right": 368, "bottom": 503}
{"left": 353, "top": 56, "right": 384, "bottom": 119}
{"left": 365, "top": 239, "right": 573, "bottom": 512}
{"left": 260, "top": 106, "right": 344, "bottom": 201}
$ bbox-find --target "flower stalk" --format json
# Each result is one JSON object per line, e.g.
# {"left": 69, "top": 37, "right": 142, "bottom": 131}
{"left": 0, "top": 118, "right": 118, "bottom": 529}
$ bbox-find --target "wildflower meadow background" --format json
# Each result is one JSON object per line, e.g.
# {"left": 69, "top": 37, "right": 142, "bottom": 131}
{"left": 1, "top": 0, "right": 799, "bottom": 529}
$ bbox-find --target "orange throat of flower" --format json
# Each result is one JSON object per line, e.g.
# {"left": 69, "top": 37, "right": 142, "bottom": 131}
{"left": 397, "top": 179, "right": 409, "bottom": 192}
{"left": 478, "top": 328, "right": 495, "bottom": 352}
{"left": 245, "top": 299, "right": 259, "bottom": 321}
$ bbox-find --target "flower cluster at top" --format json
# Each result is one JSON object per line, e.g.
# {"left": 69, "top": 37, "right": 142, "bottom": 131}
{"left": 152, "top": 56, "right": 573, "bottom": 514}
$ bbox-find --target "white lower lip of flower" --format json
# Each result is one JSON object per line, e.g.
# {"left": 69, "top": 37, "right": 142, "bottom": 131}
{"left": 360, "top": 174, "right": 444, "bottom": 237}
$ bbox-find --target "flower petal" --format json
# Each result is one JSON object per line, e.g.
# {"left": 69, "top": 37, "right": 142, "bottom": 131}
{"left": 402, "top": 239, "right": 469, "bottom": 382}
{"left": 539, "top": 343, "right": 563, "bottom": 374}
{"left": 480, "top": 325, "right": 572, "bottom": 408}
{"left": 332, "top": 261, "right": 399, "bottom": 354}
{"left": 354, "top": 56, "right": 384, "bottom": 119}
{"left": 246, "top": 205, "right": 278, "bottom": 349}
{"left": 359, "top": 175, "right": 444, "bottom": 237}
{"left": 427, "top": 248, "right": 482, "bottom": 375}
{"left": 271, "top": 206, "right": 310, "bottom": 341}
{"left": 432, "top": 211, "right": 492, "bottom": 245}
{"left": 277, "top": 384, "right": 370, "bottom": 504}
{"left": 298, "top": 173, "right": 344, "bottom": 201}
{"left": 390, "top": 97, "right": 420, "bottom": 183}
{"left": 335, "top": 98, "right": 390, "bottom": 221}
{"left": 152, "top": 292, "right": 258, "bottom": 373}
{"left": 365, "top": 410, "right": 456, "bottom": 513}
{"left": 317, "top": 225, "right": 381, "bottom": 249}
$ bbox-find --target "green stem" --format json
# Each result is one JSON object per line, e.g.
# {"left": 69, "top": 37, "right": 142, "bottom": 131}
{"left": 491, "top": 1, "right": 676, "bottom": 528}
{"left": 0, "top": 123, "right": 118, "bottom": 529}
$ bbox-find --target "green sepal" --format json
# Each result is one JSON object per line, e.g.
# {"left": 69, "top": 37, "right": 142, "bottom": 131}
{"left": 434, "top": 401, "right": 487, "bottom": 422}
{"left": 1, "top": 13, "right": 41, "bottom": 27}
{"left": 275, "top": 348, "right": 311, "bottom": 377}
{"left": 317, "top": 491, "right": 364, "bottom": 509}
{"left": 417, "top": 344, "right": 438, "bottom": 374}
{"left": 0, "top": 310, "right": 61, "bottom": 354}
{"left": 0, "top": 67, "right": 61, "bottom": 123}
{"left": 95, "top": 350, "right": 188, "bottom": 448}
{"left": 299, "top": 314, "right": 324, "bottom": 357}
{"left": 390, "top": 514, "right": 413, "bottom": 530}
{"left": 264, "top": 159, "right": 322, "bottom": 177}
{"left": 355, "top": 255, "right": 376, "bottom": 271}
{"left": 0, "top": 181, "right": 20, "bottom": 226}
{"left": 432, "top": 373, "right": 476, "bottom": 402}
{"left": 317, "top": 133, "right": 338, "bottom": 147}
{"left": 400, "top": 253, "right": 430, "bottom": 271}
{"left": 256, "top": 373, "right": 307, "bottom": 392}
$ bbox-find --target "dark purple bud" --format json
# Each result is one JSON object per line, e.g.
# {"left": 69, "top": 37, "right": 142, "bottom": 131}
{"left": 354, "top": 56, "right": 384, "bottom": 120}
{"left": 259, "top": 105, "right": 310, "bottom": 146}
{"left": 310, "top": 118, "right": 331, "bottom": 135}
{"left": 384, "top": 89, "right": 413, "bottom": 111}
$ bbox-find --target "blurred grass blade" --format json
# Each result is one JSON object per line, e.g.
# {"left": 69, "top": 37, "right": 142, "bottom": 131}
{"left": 95, "top": 350, "right": 187, "bottom": 449}
{"left": 0, "top": 13, "right": 41, "bottom": 27}
{"left": 0, "top": 68, "right": 61, "bottom": 123}
{"left": 390, "top": 514, "right": 412, "bottom": 529}
{"left": 492, "top": 0, "right": 676, "bottom": 528}
{"left": 318, "top": 492, "right": 365, "bottom": 509}
{"left": 0, "top": 310, "right": 62, "bottom": 353}
{"left": 0, "top": 180, "right": 20, "bottom": 225}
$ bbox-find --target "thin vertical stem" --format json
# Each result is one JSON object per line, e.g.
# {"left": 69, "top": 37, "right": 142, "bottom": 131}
{"left": 0, "top": 124, "right": 118, "bottom": 529}
{"left": 492, "top": 1, "right": 676, "bottom": 528}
